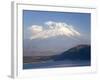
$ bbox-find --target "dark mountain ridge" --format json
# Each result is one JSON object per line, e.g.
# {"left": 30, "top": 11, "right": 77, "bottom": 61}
{"left": 53, "top": 44, "right": 91, "bottom": 61}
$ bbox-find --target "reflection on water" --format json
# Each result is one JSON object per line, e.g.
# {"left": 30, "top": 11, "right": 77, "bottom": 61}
{"left": 23, "top": 60, "right": 90, "bottom": 69}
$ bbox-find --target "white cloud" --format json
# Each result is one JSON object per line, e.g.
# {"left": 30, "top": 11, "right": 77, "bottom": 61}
{"left": 28, "top": 21, "right": 81, "bottom": 40}
{"left": 29, "top": 25, "right": 43, "bottom": 34}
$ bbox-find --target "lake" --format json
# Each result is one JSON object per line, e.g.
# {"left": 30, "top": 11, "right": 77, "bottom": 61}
{"left": 23, "top": 60, "right": 90, "bottom": 69}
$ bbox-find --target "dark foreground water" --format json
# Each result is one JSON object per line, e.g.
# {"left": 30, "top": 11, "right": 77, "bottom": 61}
{"left": 23, "top": 60, "right": 90, "bottom": 69}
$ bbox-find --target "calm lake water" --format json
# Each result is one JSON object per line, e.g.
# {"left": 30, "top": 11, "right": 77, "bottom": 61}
{"left": 23, "top": 60, "right": 90, "bottom": 69}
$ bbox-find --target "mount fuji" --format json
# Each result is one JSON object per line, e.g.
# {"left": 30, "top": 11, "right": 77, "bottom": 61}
{"left": 23, "top": 21, "right": 90, "bottom": 56}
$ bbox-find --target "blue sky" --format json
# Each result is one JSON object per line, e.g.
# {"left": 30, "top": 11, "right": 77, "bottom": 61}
{"left": 23, "top": 10, "right": 90, "bottom": 35}
{"left": 23, "top": 10, "right": 91, "bottom": 56}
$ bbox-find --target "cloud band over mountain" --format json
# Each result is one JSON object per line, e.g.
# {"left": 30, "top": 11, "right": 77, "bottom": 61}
{"left": 28, "top": 21, "right": 81, "bottom": 40}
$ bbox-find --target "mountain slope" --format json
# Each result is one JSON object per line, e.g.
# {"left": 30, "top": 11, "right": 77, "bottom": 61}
{"left": 53, "top": 44, "right": 91, "bottom": 61}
